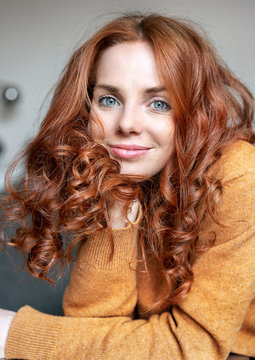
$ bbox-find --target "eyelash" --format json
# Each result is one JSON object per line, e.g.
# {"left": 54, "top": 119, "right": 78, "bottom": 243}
{"left": 97, "top": 95, "right": 171, "bottom": 111}
{"left": 98, "top": 95, "right": 119, "bottom": 108}
{"left": 149, "top": 99, "right": 171, "bottom": 111}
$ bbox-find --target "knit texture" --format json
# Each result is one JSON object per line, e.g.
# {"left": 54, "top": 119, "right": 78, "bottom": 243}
{"left": 5, "top": 140, "right": 255, "bottom": 360}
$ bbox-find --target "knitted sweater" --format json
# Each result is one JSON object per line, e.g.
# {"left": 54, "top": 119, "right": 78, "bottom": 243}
{"left": 5, "top": 140, "right": 255, "bottom": 360}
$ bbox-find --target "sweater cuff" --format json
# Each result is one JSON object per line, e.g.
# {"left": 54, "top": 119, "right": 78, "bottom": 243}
{"left": 5, "top": 306, "right": 61, "bottom": 360}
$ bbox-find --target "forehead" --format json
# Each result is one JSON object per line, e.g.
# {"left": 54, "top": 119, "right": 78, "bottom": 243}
{"left": 94, "top": 41, "right": 163, "bottom": 89}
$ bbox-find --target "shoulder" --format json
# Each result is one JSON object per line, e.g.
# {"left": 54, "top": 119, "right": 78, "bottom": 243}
{"left": 207, "top": 140, "right": 255, "bottom": 183}
{"left": 200, "top": 140, "right": 255, "bottom": 247}
{"left": 208, "top": 140, "right": 255, "bottom": 214}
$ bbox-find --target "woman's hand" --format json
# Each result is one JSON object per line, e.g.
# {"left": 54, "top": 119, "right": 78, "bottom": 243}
{"left": 0, "top": 308, "right": 16, "bottom": 355}
{"left": 107, "top": 199, "right": 140, "bottom": 228}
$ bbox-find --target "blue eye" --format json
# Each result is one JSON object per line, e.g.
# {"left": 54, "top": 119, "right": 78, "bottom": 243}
{"left": 98, "top": 96, "right": 118, "bottom": 107}
{"left": 151, "top": 100, "right": 169, "bottom": 110}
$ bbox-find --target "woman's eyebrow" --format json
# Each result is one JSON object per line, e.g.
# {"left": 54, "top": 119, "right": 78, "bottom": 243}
{"left": 95, "top": 84, "right": 120, "bottom": 93}
{"left": 144, "top": 86, "right": 167, "bottom": 95}
{"left": 94, "top": 84, "right": 167, "bottom": 95}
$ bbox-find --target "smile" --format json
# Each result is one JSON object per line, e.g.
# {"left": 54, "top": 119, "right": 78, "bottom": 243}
{"left": 109, "top": 144, "right": 151, "bottom": 159}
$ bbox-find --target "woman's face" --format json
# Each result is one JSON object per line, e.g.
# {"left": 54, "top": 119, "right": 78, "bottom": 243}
{"left": 89, "top": 41, "right": 175, "bottom": 178}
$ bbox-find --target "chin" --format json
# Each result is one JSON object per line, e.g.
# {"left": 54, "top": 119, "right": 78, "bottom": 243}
{"left": 120, "top": 167, "right": 155, "bottom": 181}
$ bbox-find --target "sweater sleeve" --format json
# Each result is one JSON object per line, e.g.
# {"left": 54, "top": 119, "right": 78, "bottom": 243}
{"left": 5, "top": 167, "right": 255, "bottom": 359}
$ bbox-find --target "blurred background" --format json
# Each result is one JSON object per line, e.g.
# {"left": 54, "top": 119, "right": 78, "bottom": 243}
{"left": 0, "top": 0, "right": 254, "bottom": 315}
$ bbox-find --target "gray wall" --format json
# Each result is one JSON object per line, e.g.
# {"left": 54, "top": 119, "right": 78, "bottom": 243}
{"left": 0, "top": 0, "right": 254, "bottom": 314}
{"left": 0, "top": 242, "right": 71, "bottom": 315}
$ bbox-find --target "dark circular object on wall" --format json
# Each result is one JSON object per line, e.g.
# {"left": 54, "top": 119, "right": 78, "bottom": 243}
{"left": 3, "top": 86, "right": 20, "bottom": 104}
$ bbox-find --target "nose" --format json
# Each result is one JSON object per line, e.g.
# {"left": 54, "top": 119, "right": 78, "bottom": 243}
{"left": 116, "top": 105, "right": 143, "bottom": 135}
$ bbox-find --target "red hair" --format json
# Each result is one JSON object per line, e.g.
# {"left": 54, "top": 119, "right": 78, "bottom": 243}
{"left": 1, "top": 13, "right": 254, "bottom": 312}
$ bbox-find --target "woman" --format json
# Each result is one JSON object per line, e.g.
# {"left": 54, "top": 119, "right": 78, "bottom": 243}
{"left": 0, "top": 13, "right": 255, "bottom": 360}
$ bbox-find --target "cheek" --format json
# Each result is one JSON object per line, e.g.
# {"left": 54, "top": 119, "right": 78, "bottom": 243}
{"left": 87, "top": 118, "right": 98, "bottom": 139}
{"left": 152, "top": 117, "right": 175, "bottom": 149}
{"left": 87, "top": 111, "right": 106, "bottom": 140}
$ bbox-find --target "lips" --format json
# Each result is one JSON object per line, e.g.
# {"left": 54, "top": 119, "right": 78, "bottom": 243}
{"left": 109, "top": 144, "right": 151, "bottom": 159}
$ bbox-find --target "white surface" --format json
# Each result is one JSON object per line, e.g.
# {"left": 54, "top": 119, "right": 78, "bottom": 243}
{"left": 0, "top": 0, "right": 254, "bottom": 190}
{"left": 0, "top": 308, "right": 15, "bottom": 355}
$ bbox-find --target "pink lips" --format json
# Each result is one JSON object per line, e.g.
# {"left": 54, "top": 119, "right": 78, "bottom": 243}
{"left": 109, "top": 144, "right": 151, "bottom": 159}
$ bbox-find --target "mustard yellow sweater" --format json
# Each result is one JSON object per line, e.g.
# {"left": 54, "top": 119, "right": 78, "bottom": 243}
{"left": 5, "top": 140, "right": 255, "bottom": 360}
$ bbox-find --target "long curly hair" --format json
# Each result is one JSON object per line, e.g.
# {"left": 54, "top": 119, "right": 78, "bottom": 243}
{"left": 1, "top": 13, "right": 254, "bottom": 312}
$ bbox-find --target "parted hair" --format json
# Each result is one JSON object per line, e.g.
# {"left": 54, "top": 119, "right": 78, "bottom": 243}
{"left": 1, "top": 13, "right": 254, "bottom": 312}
